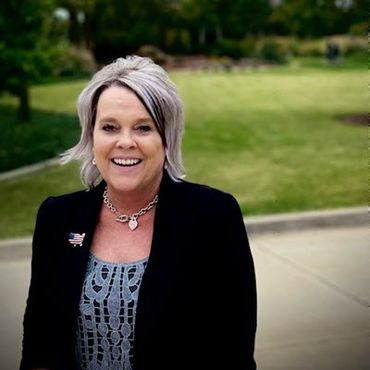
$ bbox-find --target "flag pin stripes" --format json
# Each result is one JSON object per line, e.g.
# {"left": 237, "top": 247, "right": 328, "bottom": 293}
{"left": 68, "top": 232, "right": 86, "bottom": 247}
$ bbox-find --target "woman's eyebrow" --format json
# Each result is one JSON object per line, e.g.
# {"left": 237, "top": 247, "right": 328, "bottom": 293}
{"left": 135, "top": 117, "right": 155, "bottom": 124}
{"left": 96, "top": 115, "right": 119, "bottom": 123}
{"left": 96, "top": 116, "right": 154, "bottom": 124}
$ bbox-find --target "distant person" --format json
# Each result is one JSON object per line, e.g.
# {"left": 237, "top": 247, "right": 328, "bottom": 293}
{"left": 20, "top": 55, "right": 257, "bottom": 370}
{"left": 326, "top": 41, "right": 341, "bottom": 63}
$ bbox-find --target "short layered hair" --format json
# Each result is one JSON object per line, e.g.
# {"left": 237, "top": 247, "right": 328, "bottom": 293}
{"left": 61, "top": 55, "right": 185, "bottom": 188}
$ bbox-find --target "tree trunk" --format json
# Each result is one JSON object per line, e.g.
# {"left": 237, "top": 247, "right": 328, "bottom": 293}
{"left": 199, "top": 26, "right": 206, "bottom": 46}
{"left": 68, "top": 7, "right": 81, "bottom": 47}
{"left": 216, "top": 24, "right": 223, "bottom": 42}
{"left": 18, "top": 83, "right": 31, "bottom": 122}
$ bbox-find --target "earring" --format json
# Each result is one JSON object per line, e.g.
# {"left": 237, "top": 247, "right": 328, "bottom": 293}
{"left": 92, "top": 158, "right": 96, "bottom": 165}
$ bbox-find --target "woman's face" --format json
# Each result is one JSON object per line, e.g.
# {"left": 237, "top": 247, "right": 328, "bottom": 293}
{"left": 93, "top": 86, "right": 165, "bottom": 197}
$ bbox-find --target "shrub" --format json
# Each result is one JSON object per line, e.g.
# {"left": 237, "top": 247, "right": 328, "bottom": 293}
{"left": 210, "top": 39, "right": 246, "bottom": 59}
{"left": 255, "top": 37, "right": 290, "bottom": 64}
{"left": 295, "top": 39, "right": 326, "bottom": 57}
{"left": 136, "top": 45, "right": 170, "bottom": 66}
{"left": 51, "top": 44, "right": 97, "bottom": 78}
{"left": 294, "top": 36, "right": 367, "bottom": 57}
{"left": 238, "top": 37, "right": 258, "bottom": 58}
{"left": 349, "top": 22, "right": 367, "bottom": 37}
{"left": 327, "top": 35, "right": 367, "bottom": 56}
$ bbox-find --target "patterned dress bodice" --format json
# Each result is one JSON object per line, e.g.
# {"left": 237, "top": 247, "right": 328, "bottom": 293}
{"left": 76, "top": 253, "right": 148, "bottom": 370}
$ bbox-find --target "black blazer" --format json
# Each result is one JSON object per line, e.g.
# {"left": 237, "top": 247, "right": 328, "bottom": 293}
{"left": 21, "top": 172, "right": 257, "bottom": 370}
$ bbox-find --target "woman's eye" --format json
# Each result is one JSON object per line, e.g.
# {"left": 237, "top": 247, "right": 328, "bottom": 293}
{"left": 136, "top": 125, "right": 152, "bottom": 133}
{"left": 102, "top": 124, "right": 117, "bottom": 132}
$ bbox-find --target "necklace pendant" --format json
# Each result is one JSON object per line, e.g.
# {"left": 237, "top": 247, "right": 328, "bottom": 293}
{"left": 116, "top": 214, "right": 128, "bottom": 223}
{"left": 128, "top": 217, "right": 138, "bottom": 231}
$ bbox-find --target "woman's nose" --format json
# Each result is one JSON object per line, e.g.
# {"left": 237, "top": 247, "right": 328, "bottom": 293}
{"left": 116, "top": 131, "right": 137, "bottom": 149}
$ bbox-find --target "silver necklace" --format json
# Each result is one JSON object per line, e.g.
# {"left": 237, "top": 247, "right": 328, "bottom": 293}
{"left": 102, "top": 187, "right": 158, "bottom": 230}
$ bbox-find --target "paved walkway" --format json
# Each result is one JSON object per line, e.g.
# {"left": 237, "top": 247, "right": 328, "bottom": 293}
{"left": 0, "top": 225, "right": 369, "bottom": 369}
{"left": 251, "top": 226, "right": 369, "bottom": 370}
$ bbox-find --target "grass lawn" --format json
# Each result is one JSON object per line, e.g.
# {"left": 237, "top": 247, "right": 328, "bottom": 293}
{"left": 0, "top": 80, "right": 86, "bottom": 171}
{"left": 0, "top": 57, "right": 366, "bottom": 238}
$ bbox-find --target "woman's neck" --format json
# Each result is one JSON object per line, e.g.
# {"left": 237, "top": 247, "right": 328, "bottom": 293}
{"left": 105, "top": 184, "right": 160, "bottom": 215}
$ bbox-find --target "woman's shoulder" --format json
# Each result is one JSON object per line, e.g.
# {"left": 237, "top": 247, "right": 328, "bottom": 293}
{"left": 172, "top": 178, "right": 239, "bottom": 210}
{"left": 165, "top": 178, "right": 245, "bottom": 231}
{"left": 38, "top": 184, "right": 102, "bottom": 214}
{"left": 177, "top": 178, "right": 228, "bottom": 196}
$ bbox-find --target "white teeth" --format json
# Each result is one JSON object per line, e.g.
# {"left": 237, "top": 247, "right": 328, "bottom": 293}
{"left": 113, "top": 158, "right": 141, "bottom": 166}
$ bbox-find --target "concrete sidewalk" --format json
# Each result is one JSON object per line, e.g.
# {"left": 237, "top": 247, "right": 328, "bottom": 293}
{"left": 252, "top": 226, "right": 369, "bottom": 370}
{"left": 0, "top": 224, "right": 369, "bottom": 369}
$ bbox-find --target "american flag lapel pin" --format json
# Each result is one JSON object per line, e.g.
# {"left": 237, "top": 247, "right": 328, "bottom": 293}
{"left": 68, "top": 232, "right": 86, "bottom": 247}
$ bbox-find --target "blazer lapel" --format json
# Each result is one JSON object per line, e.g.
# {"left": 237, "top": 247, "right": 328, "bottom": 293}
{"left": 51, "top": 182, "right": 105, "bottom": 367}
{"left": 137, "top": 172, "right": 180, "bottom": 304}
{"left": 60, "top": 183, "right": 105, "bottom": 308}
{"left": 134, "top": 173, "right": 184, "bottom": 349}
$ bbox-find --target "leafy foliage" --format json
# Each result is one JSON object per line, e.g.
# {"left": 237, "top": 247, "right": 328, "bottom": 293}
{"left": 268, "top": 0, "right": 366, "bottom": 37}
{"left": 0, "top": 0, "right": 55, "bottom": 120}
{"left": 56, "top": 0, "right": 365, "bottom": 62}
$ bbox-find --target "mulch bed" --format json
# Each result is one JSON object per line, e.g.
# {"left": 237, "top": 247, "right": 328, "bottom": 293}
{"left": 339, "top": 113, "right": 368, "bottom": 126}
{"left": 164, "top": 55, "right": 277, "bottom": 71}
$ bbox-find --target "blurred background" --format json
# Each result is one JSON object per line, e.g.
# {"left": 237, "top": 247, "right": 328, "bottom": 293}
{"left": 0, "top": 3, "right": 368, "bottom": 370}
{"left": 0, "top": 0, "right": 367, "bottom": 238}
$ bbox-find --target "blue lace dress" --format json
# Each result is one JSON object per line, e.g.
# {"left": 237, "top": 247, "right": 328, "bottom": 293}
{"left": 76, "top": 253, "right": 148, "bottom": 370}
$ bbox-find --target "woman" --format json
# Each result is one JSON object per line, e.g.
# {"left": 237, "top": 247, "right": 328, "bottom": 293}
{"left": 20, "top": 56, "right": 257, "bottom": 370}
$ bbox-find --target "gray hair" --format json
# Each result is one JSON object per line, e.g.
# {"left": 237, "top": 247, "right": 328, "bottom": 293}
{"left": 61, "top": 55, "right": 185, "bottom": 188}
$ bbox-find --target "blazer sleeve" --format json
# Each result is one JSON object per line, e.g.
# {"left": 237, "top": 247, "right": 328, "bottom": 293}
{"left": 215, "top": 193, "right": 257, "bottom": 370}
{"left": 20, "top": 197, "right": 55, "bottom": 370}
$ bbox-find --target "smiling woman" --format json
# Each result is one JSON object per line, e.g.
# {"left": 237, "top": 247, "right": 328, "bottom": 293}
{"left": 20, "top": 56, "right": 257, "bottom": 370}
{"left": 93, "top": 86, "right": 165, "bottom": 199}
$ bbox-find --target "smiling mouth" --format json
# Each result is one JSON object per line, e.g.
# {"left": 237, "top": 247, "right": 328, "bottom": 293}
{"left": 112, "top": 158, "right": 142, "bottom": 167}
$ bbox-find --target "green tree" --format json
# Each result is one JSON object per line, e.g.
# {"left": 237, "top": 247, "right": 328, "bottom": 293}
{"left": 268, "top": 0, "right": 362, "bottom": 37}
{"left": 56, "top": 0, "right": 97, "bottom": 49}
{"left": 181, "top": 0, "right": 271, "bottom": 52}
{"left": 0, "top": 0, "right": 55, "bottom": 121}
{"left": 217, "top": 0, "right": 271, "bottom": 38}
{"left": 88, "top": 0, "right": 181, "bottom": 62}
{"left": 181, "top": 0, "right": 217, "bottom": 48}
